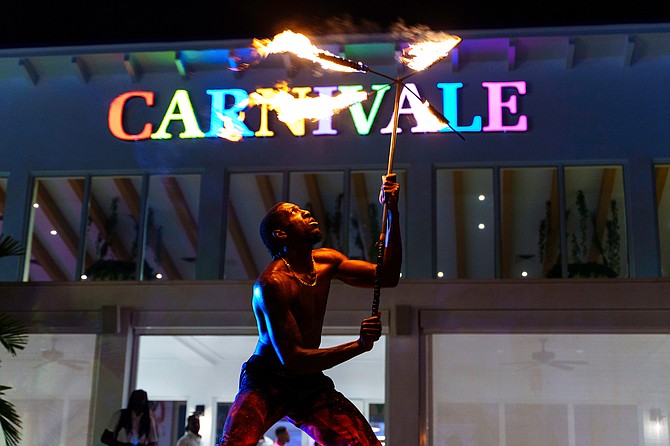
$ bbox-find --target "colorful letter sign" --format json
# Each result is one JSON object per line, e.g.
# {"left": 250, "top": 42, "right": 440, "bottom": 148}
{"left": 108, "top": 81, "right": 528, "bottom": 141}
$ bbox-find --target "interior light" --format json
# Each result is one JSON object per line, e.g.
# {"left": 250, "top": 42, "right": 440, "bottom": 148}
{"left": 478, "top": 223, "right": 485, "bottom": 229}
{"left": 50, "top": 230, "right": 58, "bottom": 236}
{"left": 155, "top": 273, "right": 163, "bottom": 279}
{"left": 521, "top": 271, "right": 528, "bottom": 277}
{"left": 437, "top": 271, "right": 444, "bottom": 278}
{"left": 478, "top": 194, "right": 485, "bottom": 201}
{"left": 33, "top": 203, "right": 39, "bottom": 208}
{"left": 80, "top": 274, "right": 88, "bottom": 280}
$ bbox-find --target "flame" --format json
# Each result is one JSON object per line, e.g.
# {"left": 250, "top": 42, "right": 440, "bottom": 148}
{"left": 252, "top": 29, "right": 461, "bottom": 73}
{"left": 252, "top": 30, "right": 363, "bottom": 73}
{"left": 217, "top": 112, "right": 245, "bottom": 141}
{"left": 249, "top": 84, "right": 368, "bottom": 124}
{"left": 399, "top": 34, "right": 462, "bottom": 71}
{"left": 417, "top": 100, "right": 450, "bottom": 132}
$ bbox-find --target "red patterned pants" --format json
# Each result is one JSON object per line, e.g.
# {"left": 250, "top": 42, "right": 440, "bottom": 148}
{"left": 219, "top": 355, "right": 381, "bottom": 446}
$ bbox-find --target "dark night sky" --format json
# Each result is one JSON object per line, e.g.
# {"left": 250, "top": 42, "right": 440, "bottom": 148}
{"left": 2, "top": 1, "right": 669, "bottom": 49}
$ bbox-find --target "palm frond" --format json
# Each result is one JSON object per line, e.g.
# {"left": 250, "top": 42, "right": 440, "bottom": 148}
{"left": 0, "top": 234, "right": 27, "bottom": 446}
{"left": 0, "top": 315, "right": 27, "bottom": 356}
{"left": 0, "top": 235, "right": 23, "bottom": 259}
{"left": 0, "top": 386, "right": 21, "bottom": 446}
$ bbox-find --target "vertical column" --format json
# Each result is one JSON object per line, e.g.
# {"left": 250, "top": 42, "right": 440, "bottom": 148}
{"left": 195, "top": 169, "right": 226, "bottom": 279}
{"left": 89, "top": 308, "right": 134, "bottom": 444}
{"left": 567, "top": 403, "right": 576, "bottom": 446}
{"left": 386, "top": 304, "right": 420, "bottom": 446}
{"left": 499, "top": 402, "right": 506, "bottom": 446}
{"left": 0, "top": 171, "right": 31, "bottom": 281}
{"left": 627, "top": 158, "right": 660, "bottom": 276}
{"left": 406, "top": 162, "right": 433, "bottom": 279}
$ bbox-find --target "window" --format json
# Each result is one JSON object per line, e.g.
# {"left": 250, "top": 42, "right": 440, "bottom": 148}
{"left": 224, "top": 172, "right": 282, "bottom": 280}
{"left": 563, "top": 166, "right": 627, "bottom": 278}
{"left": 436, "top": 168, "right": 495, "bottom": 279}
{"left": 26, "top": 174, "right": 202, "bottom": 281}
{"left": 26, "top": 177, "right": 85, "bottom": 281}
{"left": 0, "top": 334, "right": 96, "bottom": 446}
{"left": 82, "top": 176, "right": 143, "bottom": 281}
{"left": 501, "top": 167, "right": 559, "bottom": 278}
{"left": 144, "top": 174, "right": 201, "bottom": 280}
{"left": 436, "top": 165, "right": 628, "bottom": 279}
{"left": 429, "top": 334, "right": 663, "bottom": 446}
{"left": 289, "top": 171, "right": 345, "bottom": 252}
{"left": 349, "top": 170, "right": 406, "bottom": 266}
{"left": 224, "top": 170, "right": 404, "bottom": 279}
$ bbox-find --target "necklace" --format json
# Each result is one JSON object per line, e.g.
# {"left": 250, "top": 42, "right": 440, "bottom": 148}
{"left": 280, "top": 255, "right": 317, "bottom": 286}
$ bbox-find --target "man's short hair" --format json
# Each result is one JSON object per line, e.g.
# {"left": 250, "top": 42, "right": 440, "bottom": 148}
{"left": 275, "top": 426, "right": 288, "bottom": 436}
{"left": 260, "top": 202, "right": 287, "bottom": 258}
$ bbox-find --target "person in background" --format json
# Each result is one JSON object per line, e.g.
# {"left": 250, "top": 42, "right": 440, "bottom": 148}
{"left": 101, "top": 389, "right": 158, "bottom": 446}
{"left": 273, "top": 426, "right": 289, "bottom": 446}
{"left": 176, "top": 414, "right": 201, "bottom": 446}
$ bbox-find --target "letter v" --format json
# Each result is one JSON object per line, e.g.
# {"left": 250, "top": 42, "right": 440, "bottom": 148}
{"left": 339, "top": 84, "right": 390, "bottom": 135}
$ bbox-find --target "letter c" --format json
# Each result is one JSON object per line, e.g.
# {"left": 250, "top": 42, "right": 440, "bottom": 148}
{"left": 108, "top": 91, "right": 154, "bottom": 140}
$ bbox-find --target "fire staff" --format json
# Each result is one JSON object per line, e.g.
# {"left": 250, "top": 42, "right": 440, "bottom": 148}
{"left": 218, "top": 174, "right": 401, "bottom": 446}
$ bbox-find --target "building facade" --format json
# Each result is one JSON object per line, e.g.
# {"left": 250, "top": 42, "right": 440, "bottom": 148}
{"left": 2, "top": 23, "right": 670, "bottom": 446}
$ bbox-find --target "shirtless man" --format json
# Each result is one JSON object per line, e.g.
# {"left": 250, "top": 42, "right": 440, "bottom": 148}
{"left": 219, "top": 174, "right": 401, "bottom": 446}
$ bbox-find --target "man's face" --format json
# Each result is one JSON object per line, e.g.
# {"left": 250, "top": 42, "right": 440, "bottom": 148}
{"left": 279, "top": 203, "right": 322, "bottom": 244}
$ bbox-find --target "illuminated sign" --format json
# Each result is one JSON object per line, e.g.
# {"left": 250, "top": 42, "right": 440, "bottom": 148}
{"left": 108, "top": 81, "right": 527, "bottom": 141}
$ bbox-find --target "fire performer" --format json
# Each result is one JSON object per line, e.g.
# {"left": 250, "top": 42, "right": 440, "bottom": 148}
{"left": 219, "top": 174, "right": 401, "bottom": 446}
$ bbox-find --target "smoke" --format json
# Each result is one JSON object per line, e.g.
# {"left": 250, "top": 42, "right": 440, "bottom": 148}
{"left": 390, "top": 19, "right": 456, "bottom": 43}
{"left": 269, "top": 15, "right": 450, "bottom": 43}
{"left": 273, "top": 14, "right": 384, "bottom": 36}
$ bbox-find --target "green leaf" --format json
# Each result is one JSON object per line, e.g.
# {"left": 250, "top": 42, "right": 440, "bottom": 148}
{"left": 0, "top": 386, "right": 21, "bottom": 446}
{"left": 0, "top": 235, "right": 24, "bottom": 259}
{"left": 0, "top": 315, "right": 27, "bottom": 356}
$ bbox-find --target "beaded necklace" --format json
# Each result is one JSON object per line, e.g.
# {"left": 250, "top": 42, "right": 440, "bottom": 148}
{"left": 280, "top": 255, "right": 317, "bottom": 286}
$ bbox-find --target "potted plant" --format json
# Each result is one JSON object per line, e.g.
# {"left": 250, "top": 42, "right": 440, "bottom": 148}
{"left": 540, "top": 190, "right": 621, "bottom": 278}
{"left": 83, "top": 197, "right": 157, "bottom": 280}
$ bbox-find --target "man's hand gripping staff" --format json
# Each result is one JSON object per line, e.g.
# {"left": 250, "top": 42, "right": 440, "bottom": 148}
{"left": 372, "top": 173, "right": 401, "bottom": 316}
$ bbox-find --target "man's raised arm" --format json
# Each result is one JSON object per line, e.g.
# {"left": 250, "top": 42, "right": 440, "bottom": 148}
{"left": 379, "top": 173, "right": 402, "bottom": 287}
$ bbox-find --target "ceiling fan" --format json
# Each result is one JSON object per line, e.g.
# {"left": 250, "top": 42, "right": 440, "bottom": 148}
{"left": 34, "top": 339, "right": 89, "bottom": 371}
{"left": 505, "top": 338, "right": 589, "bottom": 371}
